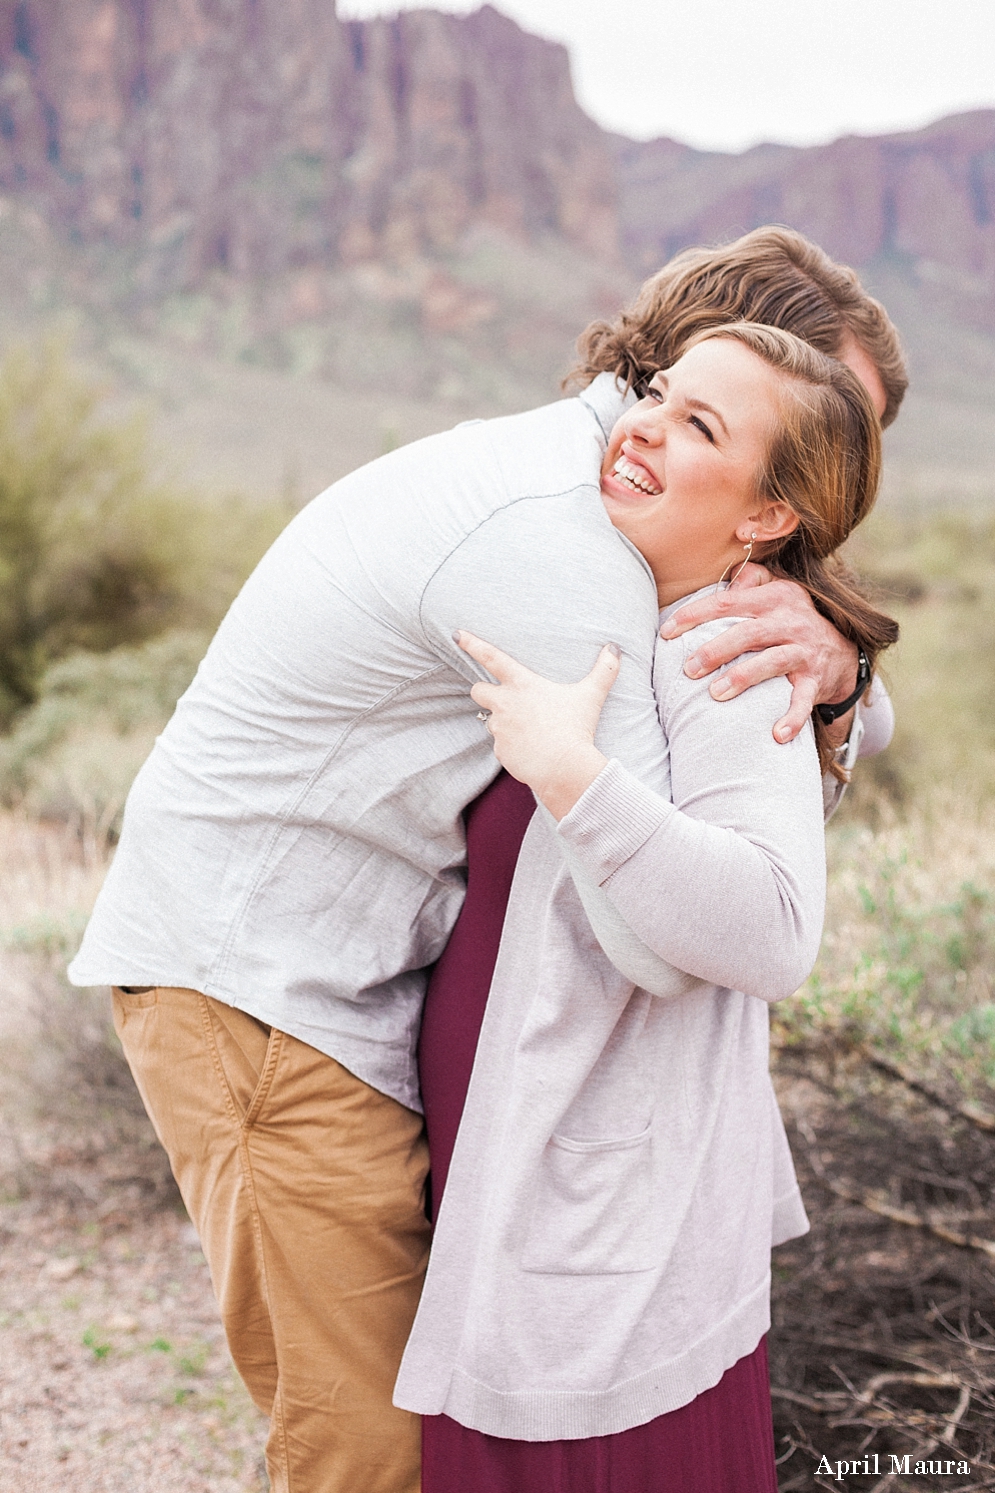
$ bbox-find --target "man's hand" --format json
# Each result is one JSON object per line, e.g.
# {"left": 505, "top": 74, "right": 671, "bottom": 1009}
{"left": 658, "top": 567, "right": 859, "bottom": 744}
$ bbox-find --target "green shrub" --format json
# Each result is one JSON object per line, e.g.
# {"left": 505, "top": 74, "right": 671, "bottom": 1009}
{"left": 0, "top": 341, "right": 287, "bottom": 727}
{"left": 774, "top": 507, "right": 995, "bottom": 1101}
{"left": 0, "top": 629, "right": 209, "bottom": 833}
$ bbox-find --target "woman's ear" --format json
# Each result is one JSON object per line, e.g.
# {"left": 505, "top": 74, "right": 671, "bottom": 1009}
{"left": 739, "top": 501, "right": 799, "bottom": 546}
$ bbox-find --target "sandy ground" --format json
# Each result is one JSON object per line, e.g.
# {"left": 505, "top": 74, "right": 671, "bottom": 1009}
{"left": 0, "top": 1195, "right": 267, "bottom": 1491}
{"left": 0, "top": 815, "right": 268, "bottom": 1491}
{"left": 2, "top": 815, "right": 994, "bottom": 1490}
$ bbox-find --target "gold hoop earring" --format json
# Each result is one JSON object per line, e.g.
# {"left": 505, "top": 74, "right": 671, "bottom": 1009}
{"left": 716, "top": 534, "right": 756, "bottom": 591}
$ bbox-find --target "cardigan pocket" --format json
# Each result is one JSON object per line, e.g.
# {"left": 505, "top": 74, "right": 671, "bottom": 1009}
{"left": 522, "top": 1125, "right": 656, "bottom": 1275}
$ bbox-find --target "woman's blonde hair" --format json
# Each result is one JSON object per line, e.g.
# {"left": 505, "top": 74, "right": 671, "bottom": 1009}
{"left": 687, "top": 321, "right": 899, "bottom": 777}
{"left": 568, "top": 227, "right": 908, "bottom": 428}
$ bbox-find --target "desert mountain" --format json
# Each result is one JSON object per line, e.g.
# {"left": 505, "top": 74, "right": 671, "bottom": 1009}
{"left": 616, "top": 111, "right": 995, "bottom": 337}
{"left": 0, "top": 0, "right": 991, "bottom": 500}
{"left": 0, "top": 1, "right": 615, "bottom": 282}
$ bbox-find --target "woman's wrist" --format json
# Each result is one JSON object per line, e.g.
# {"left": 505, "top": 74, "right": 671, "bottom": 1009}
{"left": 535, "top": 744, "right": 609, "bottom": 822}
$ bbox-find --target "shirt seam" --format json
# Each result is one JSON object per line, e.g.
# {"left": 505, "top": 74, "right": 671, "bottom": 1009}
{"left": 415, "top": 481, "right": 602, "bottom": 650}
{"left": 414, "top": 390, "right": 612, "bottom": 644}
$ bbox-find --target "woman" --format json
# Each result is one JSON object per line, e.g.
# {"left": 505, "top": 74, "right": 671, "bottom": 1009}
{"left": 398, "top": 323, "right": 899, "bottom": 1490}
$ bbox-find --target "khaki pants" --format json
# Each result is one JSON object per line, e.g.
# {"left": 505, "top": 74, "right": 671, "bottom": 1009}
{"left": 112, "top": 986, "right": 430, "bottom": 1493}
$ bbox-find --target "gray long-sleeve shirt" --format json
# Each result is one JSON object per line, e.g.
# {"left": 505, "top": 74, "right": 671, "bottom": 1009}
{"left": 69, "top": 375, "right": 672, "bottom": 1109}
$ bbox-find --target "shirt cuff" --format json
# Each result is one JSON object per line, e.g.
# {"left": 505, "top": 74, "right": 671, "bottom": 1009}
{"left": 556, "top": 758, "right": 672, "bottom": 883}
{"left": 822, "top": 706, "right": 865, "bottom": 821}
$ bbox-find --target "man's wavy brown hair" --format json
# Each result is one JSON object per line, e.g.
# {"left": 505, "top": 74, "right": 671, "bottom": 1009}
{"left": 568, "top": 227, "right": 908, "bottom": 428}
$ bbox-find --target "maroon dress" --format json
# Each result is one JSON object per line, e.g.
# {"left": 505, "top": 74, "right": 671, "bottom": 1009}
{"left": 418, "top": 771, "right": 778, "bottom": 1493}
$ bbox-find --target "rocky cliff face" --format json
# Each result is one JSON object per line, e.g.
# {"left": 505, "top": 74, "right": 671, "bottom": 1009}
{"left": 615, "top": 110, "right": 995, "bottom": 331}
{"left": 0, "top": 1, "right": 992, "bottom": 338}
{"left": 0, "top": 0, "right": 617, "bottom": 288}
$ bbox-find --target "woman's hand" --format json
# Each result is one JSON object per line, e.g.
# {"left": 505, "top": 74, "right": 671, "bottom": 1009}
{"left": 455, "top": 632, "right": 621, "bottom": 821}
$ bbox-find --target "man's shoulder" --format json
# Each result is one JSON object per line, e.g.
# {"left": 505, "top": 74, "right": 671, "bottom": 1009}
{"left": 272, "top": 383, "right": 633, "bottom": 621}
{"left": 307, "top": 375, "right": 628, "bottom": 523}
{"left": 472, "top": 379, "right": 624, "bottom": 489}
{"left": 340, "top": 392, "right": 603, "bottom": 506}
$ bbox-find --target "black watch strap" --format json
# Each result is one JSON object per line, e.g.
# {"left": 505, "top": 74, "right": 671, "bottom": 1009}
{"left": 815, "top": 648, "right": 871, "bottom": 725}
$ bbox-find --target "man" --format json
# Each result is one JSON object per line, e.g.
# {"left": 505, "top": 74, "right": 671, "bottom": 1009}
{"left": 69, "top": 228, "right": 906, "bottom": 1493}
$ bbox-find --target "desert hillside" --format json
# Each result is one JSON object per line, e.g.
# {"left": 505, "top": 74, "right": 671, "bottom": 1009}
{"left": 0, "top": 0, "right": 989, "bottom": 500}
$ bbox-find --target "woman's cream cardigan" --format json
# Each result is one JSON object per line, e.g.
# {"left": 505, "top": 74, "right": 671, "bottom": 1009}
{"left": 394, "top": 597, "right": 832, "bottom": 1440}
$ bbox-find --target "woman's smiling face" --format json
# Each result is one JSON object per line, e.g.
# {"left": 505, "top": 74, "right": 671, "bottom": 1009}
{"left": 600, "top": 337, "right": 797, "bottom": 606}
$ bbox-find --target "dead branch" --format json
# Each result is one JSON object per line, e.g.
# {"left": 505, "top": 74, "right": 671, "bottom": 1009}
{"left": 858, "top": 1371, "right": 963, "bottom": 1403}
{"left": 826, "top": 1175, "right": 995, "bottom": 1259}
{"left": 770, "top": 1386, "right": 849, "bottom": 1412}
{"left": 864, "top": 1049, "right": 995, "bottom": 1133}
{"left": 943, "top": 1384, "right": 972, "bottom": 1445}
{"left": 857, "top": 1375, "right": 975, "bottom": 1491}
{"left": 776, "top": 1330, "right": 946, "bottom": 1375}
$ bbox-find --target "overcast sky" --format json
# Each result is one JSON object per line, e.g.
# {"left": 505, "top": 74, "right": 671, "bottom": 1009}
{"left": 337, "top": 0, "right": 995, "bottom": 153}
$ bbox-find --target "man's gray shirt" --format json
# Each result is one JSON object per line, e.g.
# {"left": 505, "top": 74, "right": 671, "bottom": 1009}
{"left": 69, "top": 374, "right": 676, "bottom": 1110}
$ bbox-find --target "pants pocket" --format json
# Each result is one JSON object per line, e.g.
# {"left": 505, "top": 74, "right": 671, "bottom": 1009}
{"left": 199, "top": 996, "right": 281, "bottom": 1127}
{"left": 522, "top": 1125, "right": 657, "bottom": 1275}
{"left": 113, "top": 985, "right": 159, "bottom": 1010}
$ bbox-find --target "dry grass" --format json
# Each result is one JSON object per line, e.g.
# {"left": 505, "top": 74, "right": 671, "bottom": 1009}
{"left": 0, "top": 813, "right": 172, "bottom": 1202}
{"left": 0, "top": 813, "right": 268, "bottom": 1487}
{"left": 0, "top": 812, "right": 108, "bottom": 1040}
{"left": 767, "top": 788, "right": 995, "bottom": 1489}
{"left": 779, "top": 792, "right": 995, "bottom": 1110}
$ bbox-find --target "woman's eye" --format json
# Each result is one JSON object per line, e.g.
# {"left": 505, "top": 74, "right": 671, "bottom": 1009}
{"left": 644, "top": 385, "right": 664, "bottom": 404}
{"left": 690, "top": 415, "right": 715, "bottom": 443}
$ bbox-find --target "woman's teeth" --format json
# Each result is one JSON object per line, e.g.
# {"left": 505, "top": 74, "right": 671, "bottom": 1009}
{"left": 612, "top": 457, "right": 662, "bottom": 495}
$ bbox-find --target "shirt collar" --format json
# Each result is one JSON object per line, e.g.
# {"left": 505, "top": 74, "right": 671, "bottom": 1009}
{"left": 577, "top": 371, "right": 637, "bottom": 447}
